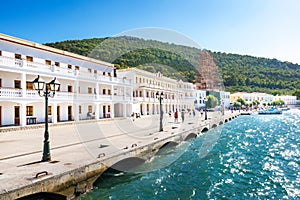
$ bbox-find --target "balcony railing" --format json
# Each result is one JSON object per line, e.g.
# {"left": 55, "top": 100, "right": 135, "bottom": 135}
{"left": 0, "top": 87, "right": 22, "bottom": 97}
{"left": 0, "top": 56, "right": 131, "bottom": 85}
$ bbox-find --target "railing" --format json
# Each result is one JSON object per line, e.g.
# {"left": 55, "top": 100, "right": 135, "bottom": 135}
{"left": 0, "top": 87, "right": 22, "bottom": 97}
{"left": 0, "top": 56, "right": 131, "bottom": 84}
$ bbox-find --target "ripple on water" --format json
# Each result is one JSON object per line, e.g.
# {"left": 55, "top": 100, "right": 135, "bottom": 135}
{"left": 79, "top": 111, "right": 300, "bottom": 200}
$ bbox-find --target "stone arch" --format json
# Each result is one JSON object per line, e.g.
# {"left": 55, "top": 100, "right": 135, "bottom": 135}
{"left": 156, "top": 141, "right": 178, "bottom": 155}
{"left": 184, "top": 133, "right": 197, "bottom": 141}
{"left": 17, "top": 192, "right": 66, "bottom": 200}
{"left": 201, "top": 127, "right": 209, "bottom": 132}
{"left": 107, "top": 157, "right": 146, "bottom": 172}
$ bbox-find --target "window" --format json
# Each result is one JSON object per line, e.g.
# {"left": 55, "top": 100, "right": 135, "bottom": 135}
{"left": 136, "top": 77, "right": 138, "bottom": 83}
{"left": 14, "top": 80, "right": 21, "bottom": 89}
{"left": 78, "top": 86, "right": 80, "bottom": 93}
{"left": 103, "top": 72, "right": 106, "bottom": 76}
{"left": 68, "top": 64, "right": 72, "bottom": 69}
{"left": 0, "top": 50, "right": 2, "bottom": 56}
{"left": 88, "top": 68, "right": 92, "bottom": 73}
{"left": 108, "top": 105, "right": 111, "bottom": 112}
{"left": 79, "top": 105, "right": 82, "bottom": 114}
{"left": 139, "top": 91, "right": 142, "bottom": 97}
{"left": 88, "top": 87, "right": 92, "bottom": 94}
{"left": 26, "top": 106, "right": 33, "bottom": 116}
{"left": 55, "top": 62, "right": 60, "bottom": 67}
{"left": 88, "top": 105, "right": 92, "bottom": 113}
{"left": 0, "top": 79, "right": 2, "bottom": 87}
{"left": 94, "top": 70, "right": 97, "bottom": 74}
{"left": 146, "top": 91, "right": 149, "bottom": 97}
{"left": 26, "top": 81, "right": 33, "bottom": 90}
{"left": 108, "top": 89, "right": 111, "bottom": 95}
{"left": 102, "top": 89, "right": 106, "bottom": 95}
{"left": 68, "top": 85, "right": 72, "bottom": 92}
{"left": 15, "top": 54, "right": 21, "bottom": 59}
{"left": 48, "top": 106, "right": 52, "bottom": 115}
{"left": 26, "top": 56, "right": 33, "bottom": 62}
{"left": 45, "top": 60, "right": 51, "bottom": 65}
{"left": 75, "top": 66, "right": 80, "bottom": 70}
{"left": 108, "top": 72, "right": 111, "bottom": 76}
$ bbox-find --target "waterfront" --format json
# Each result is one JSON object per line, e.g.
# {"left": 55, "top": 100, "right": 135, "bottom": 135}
{"left": 79, "top": 109, "right": 300, "bottom": 200}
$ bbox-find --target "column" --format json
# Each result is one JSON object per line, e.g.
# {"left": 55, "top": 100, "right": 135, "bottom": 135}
{"left": 95, "top": 103, "right": 100, "bottom": 120}
{"left": 74, "top": 103, "right": 79, "bottom": 122}
{"left": 123, "top": 103, "right": 127, "bottom": 117}
{"left": 111, "top": 85, "right": 114, "bottom": 100}
{"left": 52, "top": 103, "right": 57, "bottom": 124}
{"left": 75, "top": 80, "right": 79, "bottom": 100}
{"left": 110, "top": 103, "right": 114, "bottom": 118}
{"left": 20, "top": 102, "right": 27, "bottom": 126}
{"left": 96, "top": 83, "right": 99, "bottom": 100}
{"left": 21, "top": 73, "right": 26, "bottom": 97}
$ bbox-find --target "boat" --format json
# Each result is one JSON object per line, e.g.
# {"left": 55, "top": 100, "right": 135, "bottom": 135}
{"left": 258, "top": 107, "right": 282, "bottom": 115}
{"left": 280, "top": 107, "right": 290, "bottom": 111}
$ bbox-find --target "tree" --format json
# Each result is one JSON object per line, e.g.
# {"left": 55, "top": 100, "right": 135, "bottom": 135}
{"left": 236, "top": 97, "right": 246, "bottom": 106}
{"left": 233, "top": 101, "right": 241, "bottom": 108}
{"left": 205, "top": 95, "right": 218, "bottom": 108}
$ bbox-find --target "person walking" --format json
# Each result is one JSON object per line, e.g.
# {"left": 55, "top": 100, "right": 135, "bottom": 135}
{"left": 181, "top": 110, "right": 185, "bottom": 123}
{"left": 174, "top": 109, "right": 178, "bottom": 123}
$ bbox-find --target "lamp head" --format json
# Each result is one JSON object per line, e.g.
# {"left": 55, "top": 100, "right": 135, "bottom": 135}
{"left": 32, "top": 75, "right": 45, "bottom": 91}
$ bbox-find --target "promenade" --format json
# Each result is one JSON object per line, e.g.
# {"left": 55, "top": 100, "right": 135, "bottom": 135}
{"left": 0, "top": 111, "right": 240, "bottom": 199}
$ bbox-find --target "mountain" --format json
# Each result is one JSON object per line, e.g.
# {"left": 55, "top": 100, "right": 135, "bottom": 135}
{"left": 44, "top": 36, "right": 300, "bottom": 97}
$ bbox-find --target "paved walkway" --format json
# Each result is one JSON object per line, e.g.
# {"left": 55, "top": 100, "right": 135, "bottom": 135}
{"left": 0, "top": 111, "right": 238, "bottom": 197}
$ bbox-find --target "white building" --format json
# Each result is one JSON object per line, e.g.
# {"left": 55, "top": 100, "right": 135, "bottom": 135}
{"left": 220, "top": 91, "right": 231, "bottom": 108}
{"left": 194, "top": 90, "right": 206, "bottom": 109}
{"left": 0, "top": 34, "right": 132, "bottom": 127}
{"left": 273, "top": 95, "right": 298, "bottom": 105}
{"left": 0, "top": 34, "right": 197, "bottom": 127}
{"left": 230, "top": 92, "right": 273, "bottom": 105}
{"left": 118, "top": 68, "right": 195, "bottom": 115}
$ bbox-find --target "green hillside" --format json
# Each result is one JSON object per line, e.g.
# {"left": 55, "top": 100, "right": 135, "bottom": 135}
{"left": 45, "top": 36, "right": 300, "bottom": 97}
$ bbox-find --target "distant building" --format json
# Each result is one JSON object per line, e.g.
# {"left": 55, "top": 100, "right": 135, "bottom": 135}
{"left": 194, "top": 90, "right": 206, "bottom": 109}
{"left": 273, "top": 95, "right": 298, "bottom": 105}
{"left": 230, "top": 92, "right": 273, "bottom": 105}
{"left": 118, "top": 68, "right": 195, "bottom": 115}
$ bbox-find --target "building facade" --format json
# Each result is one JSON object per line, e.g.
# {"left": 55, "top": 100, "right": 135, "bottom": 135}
{"left": 273, "top": 95, "right": 298, "bottom": 105}
{"left": 0, "top": 34, "right": 197, "bottom": 127}
{"left": 118, "top": 68, "right": 195, "bottom": 115}
{"left": 230, "top": 92, "right": 298, "bottom": 105}
{"left": 0, "top": 34, "right": 133, "bottom": 127}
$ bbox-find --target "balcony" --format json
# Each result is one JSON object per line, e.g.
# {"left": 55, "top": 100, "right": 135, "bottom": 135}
{"left": 0, "top": 87, "right": 22, "bottom": 98}
{"left": 0, "top": 56, "right": 131, "bottom": 85}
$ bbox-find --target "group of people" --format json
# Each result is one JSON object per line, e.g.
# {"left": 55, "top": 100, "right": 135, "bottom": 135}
{"left": 132, "top": 109, "right": 196, "bottom": 123}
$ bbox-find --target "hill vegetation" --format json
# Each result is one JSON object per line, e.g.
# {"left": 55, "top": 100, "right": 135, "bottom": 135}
{"left": 45, "top": 36, "right": 300, "bottom": 98}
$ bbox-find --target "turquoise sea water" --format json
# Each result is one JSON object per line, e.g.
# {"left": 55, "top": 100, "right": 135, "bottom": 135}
{"left": 79, "top": 110, "right": 300, "bottom": 200}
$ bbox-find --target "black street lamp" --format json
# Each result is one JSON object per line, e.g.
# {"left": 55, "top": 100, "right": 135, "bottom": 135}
{"left": 156, "top": 91, "right": 164, "bottom": 132}
{"left": 204, "top": 97, "right": 208, "bottom": 120}
{"left": 32, "top": 75, "right": 60, "bottom": 162}
{"left": 221, "top": 99, "right": 225, "bottom": 116}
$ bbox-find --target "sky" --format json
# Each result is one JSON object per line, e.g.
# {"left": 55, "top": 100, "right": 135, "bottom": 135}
{"left": 0, "top": 0, "right": 300, "bottom": 64}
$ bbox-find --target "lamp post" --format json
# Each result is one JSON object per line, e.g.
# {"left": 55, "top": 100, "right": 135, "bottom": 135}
{"left": 32, "top": 75, "right": 60, "bottom": 162}
{"left": 156, "top": 91, "right": 164, "bottom": 132}
{"left": 221, "top": 99, "right": 225, "bottom": 116}
{"left": 204, "top": 97, "right": 208, "bottom": 120}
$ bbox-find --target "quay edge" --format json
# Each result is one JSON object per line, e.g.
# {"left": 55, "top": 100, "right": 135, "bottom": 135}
{"left": 0, "top": 112, "right": 240, "bottom": 200}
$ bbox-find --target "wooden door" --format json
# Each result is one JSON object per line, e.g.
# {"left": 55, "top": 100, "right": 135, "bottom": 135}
{"left": 57, "top": 106, "right": 60, "bottom": 122}
{"left": 68, "top": 106, "right": 72, "bottom": 121}
{"left": 103, "top": 106, "right": 106, "bottom": 118}
{"left": 14, "top": 106, "right": 20, "bottom": 125}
